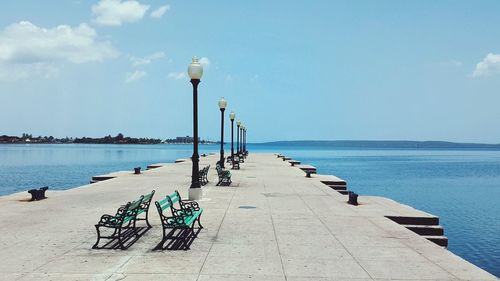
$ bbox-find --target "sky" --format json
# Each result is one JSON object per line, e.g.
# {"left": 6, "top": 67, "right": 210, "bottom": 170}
{"left": 1, "top": 0, "right": 500, "bottom": 143}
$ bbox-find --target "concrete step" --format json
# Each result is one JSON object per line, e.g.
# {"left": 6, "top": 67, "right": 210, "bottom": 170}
{"left": 386, "top": 215, "right": 439, "bottom": 226}
{"left": 329, "top": 185, "right": 347, "bottom": 191}
{"left": 90, "top": 175, "right": 115, "bottom": 183}
{"left": 321, "top": 180, "right": 347, "bottom": 186}
{"left": 423, "top": 235, "right": 448, "bottom": 247}
{"left": 404, "top": 225, "right": 444, "bottom": 236}
{"left": 337, "top": 190, "right": 349, "bottom": 195}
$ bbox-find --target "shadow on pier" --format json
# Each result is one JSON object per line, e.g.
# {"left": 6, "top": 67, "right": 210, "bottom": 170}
{"left": 153, "top": 228, "right": 202, "bottom": 251}
{"left": 93, "top": 226, "right": 150, "bottom": 250}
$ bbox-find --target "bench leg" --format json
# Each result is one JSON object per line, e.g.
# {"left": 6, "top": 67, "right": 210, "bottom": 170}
{"left": 190, "top": 222, "right": 197, "bottom": 238}
{"left": 117, "top": 228, "right": 126, "bottom": 250}
{"left": 92, "top": 225, "right": 101, "bottom": 249}
{"left": 132, "top": 220, "right": 139, "bottom": 237}
{"left": 161, "top": 227, "right": 166, "bottom": 242}
{"left": 145, "top": 212, "right": 152, "bottom": 229}
{"left": 197, "top": 215, "right": 204, "bottom": 229}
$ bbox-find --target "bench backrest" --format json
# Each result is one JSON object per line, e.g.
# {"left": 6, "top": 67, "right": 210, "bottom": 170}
{"left": 142, "top": 190, "right": 155, "bottom": 202}
{"left": 155, "top": 193, "right": 179, "bottom": 212}
{"left": 122, "top": 195, "right": 143, "bottom": 224}
{"left": 137, "top": 190, "right": 155, "bottom": 214}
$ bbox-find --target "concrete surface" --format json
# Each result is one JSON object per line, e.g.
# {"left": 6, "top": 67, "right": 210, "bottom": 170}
{"left": 0, "top": 153, "right": 497, "bottom": 281}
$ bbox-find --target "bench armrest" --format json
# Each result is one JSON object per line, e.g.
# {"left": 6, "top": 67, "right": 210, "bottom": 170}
{"left": 180, "top": 201, "right": 200, "bottom": 212}
{"left": 97, "top": 214, "right": 120, "bottom": 226}
{"left": 163, "top": 215, "right": 186, "bottom": 226}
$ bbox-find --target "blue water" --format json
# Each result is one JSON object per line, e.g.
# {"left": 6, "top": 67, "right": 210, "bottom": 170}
{"left": 0, "top": 144, "right": 211, "bottom": 195}
{"left": 0, "top": 143, "right": 499, "bottom": 277}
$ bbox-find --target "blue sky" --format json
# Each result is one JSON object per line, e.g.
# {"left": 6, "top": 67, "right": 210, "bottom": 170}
{"left": 1, "top": 1, "right": 500, "bottom": 143}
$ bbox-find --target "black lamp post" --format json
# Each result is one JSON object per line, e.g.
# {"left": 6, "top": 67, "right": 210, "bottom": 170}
{"left": 188, "top": 57, "right": 203, "bottom": 200}
{"left": 240, "top": 125, "right": 244, "bottom": 156}
{"left": 218, "top": 97, "right": 227, "bottom": 168}
{"left": 229, "top": 111, "right": 235, "bottom": 166}
{"left": 243, "top": 126, "right": 246, "bottom": 155}
{"left": 240, "top": 124, "right": 243, "bottom": 155}
{"left": 236, "top": 120, "right": 241, "bottom": 156}
{"left": 244, "top": 127, "right": 247, "bottom": 154}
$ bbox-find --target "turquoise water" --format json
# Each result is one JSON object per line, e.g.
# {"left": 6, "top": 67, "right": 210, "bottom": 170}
{"left": 0, "top": 143, "right": 499, "bottom": 277}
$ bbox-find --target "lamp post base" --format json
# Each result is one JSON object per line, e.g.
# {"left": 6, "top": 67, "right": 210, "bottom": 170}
{"left": 189, "top": 188, "right": 203, "bottom": 201}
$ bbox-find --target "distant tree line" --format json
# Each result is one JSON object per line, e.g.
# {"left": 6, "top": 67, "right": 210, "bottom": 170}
{"left": 0, "top": 133, "right": 161, "bottom": 144}
{"left": 74, "top": 133, "right": 161, "bottom": 144}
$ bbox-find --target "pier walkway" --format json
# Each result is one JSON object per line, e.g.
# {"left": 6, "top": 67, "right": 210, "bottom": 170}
{"left": 0, "top": 153, "right": 497, "bottom": 280}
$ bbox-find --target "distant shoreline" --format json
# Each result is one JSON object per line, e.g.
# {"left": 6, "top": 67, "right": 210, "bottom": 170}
{"left": 257, "top": 140, "right": 500, "bottom": 149}
{"left": 1, "top": 139, "right": 500, "bottom": 150}
{"left": 0, "top": 134, "right": 217, "bottom": 145}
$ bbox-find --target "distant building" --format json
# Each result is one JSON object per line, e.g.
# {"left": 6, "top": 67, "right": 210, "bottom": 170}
{"left": 176, "top": 136, "right": 199, "bottom": 143}
{"left": 164, "top": 136, "right": 215, "bottom": 144}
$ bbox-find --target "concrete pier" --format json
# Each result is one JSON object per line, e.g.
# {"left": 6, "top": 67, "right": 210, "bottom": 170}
{"left": 0, "top": 153, "right": 497, "bottom": 280}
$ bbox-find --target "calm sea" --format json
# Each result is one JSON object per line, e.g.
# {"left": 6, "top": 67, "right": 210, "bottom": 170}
{"left": 0, "top": 143, "right": 499, "bottom": 277}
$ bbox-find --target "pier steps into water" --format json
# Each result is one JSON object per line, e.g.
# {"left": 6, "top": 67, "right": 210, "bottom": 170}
{"left": 386, "top": 216, "right": 449, "bottom": 247}
{"left": 423, "top": 235, "right": 449, "bottom": 247}
{"left": 405, "top": 224, "right": 445, "bottom": 236}
{"left": 310, "top": 172, "right": 450, "bottom": 248}
{"left": 90, "top": 171, "right": 131, "bottom": 184}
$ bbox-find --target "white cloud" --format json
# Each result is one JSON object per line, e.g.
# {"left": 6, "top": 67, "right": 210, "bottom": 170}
{"left": 167, "top": 71, "right": 186, "bottom": 80}
{"left": 0, "top": 21, "right": 118, "bottom": 81}
{"left": 130, "top": 51, "right": 165, "bottom": 66}
{"left": 199, "top": 57, "right": 210, "bottom": 67}
{"left": 0, "top": 21, "right": 118, "bottom": 64}
{"left": 125, "top": 70, "right": 146, "bottom": 83}
{"left": 92, "top": 0, "right": 150, "bottom": 26}
{"left": 472, "top": 53, "right": 500, "bottom": 77}
{"left": 150, "top": 5, "right": 170, "bottom": 18}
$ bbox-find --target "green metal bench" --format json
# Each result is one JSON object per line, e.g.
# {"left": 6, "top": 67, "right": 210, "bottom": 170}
{"left": 155, "top": 191, "right": 203, "bottom": 250}
{"left": 199, "top": 165, "right": 210, "bottom": 186}
{"left": 216, "top": 162, "right": 232, "bottom": 186}
{"left": 232, "top": 155, "right": 240, "bottom": 170}
{"left": 93, "top": 196, "right": 144, "bottom": 250}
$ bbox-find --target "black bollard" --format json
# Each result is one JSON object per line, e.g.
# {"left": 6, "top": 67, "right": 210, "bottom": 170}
{"left": 348, "top": 191, "right": 358, "bottom": 205}
{"left": 39, "top": 186, "right": 48, "bottom": 199}
{"left": 28, "top": 186, "right": 49, "bottom": 201}
{"left": 134, "top": 167, "right": 141, "bottom": 174}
